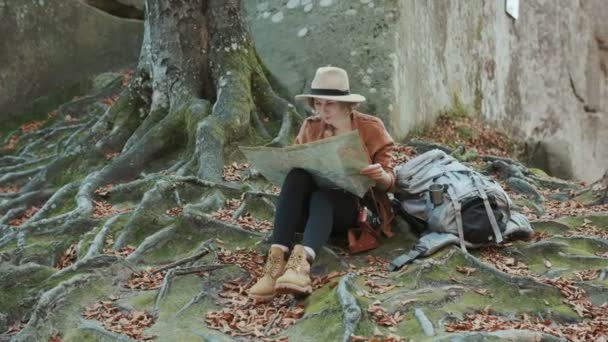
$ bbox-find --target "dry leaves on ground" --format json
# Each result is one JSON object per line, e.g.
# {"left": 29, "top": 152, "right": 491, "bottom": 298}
{"left": 565, "top": 219, "right": 608, "bottom": 240}
{"left": 94, "top": 184, "right": 113, "bottom": 197}
{"left": 121, "top": 69, "right": 134, "bottom": 87}
{"left": 312, "top": 271, "right": 345, "bottom": 290}
{"left": 20, "top": 120, "right": 46, "bottom": 133}
{"left": 48, "top": 331, "right": 62, "bottom": 342}
{"left": 525, "top": 231, "right": 552, "bottom": 242}
{"left": 0, "top": 185, "right": 20, "bottom": 193}
{"left": 124, "top": 267, "right": 166, "bottom": 290}
{"left": 205, "top": 247, "right": 305, "bottom": 339}
{"left": 479, "top": 246, "right": 530, "bottom": 277}
{"left": 4, "top": 321, "right": 26, "bottom": 335}
{"left": 222, "top": 162, "right": 250, "bottom": 182}
{"left": 1, "top": 134, "right": 20, "bottom": 151}
{"left": 367, "top": 302, "right": 405, "bottom": 327}
{"left": 412, "top": 113, "right": 516, "bottom": 157}
{"left": 462, "top": 246, "right": 608, "bottom": 341}
{"left": 93, "top": 200, "right": 131, "bottom": 218}
{"left": 8, "top": 206, "right": 39, "bottom": 226}
{"left": 444, "top": 305, "right": 608, "bottom": 342}
{"left": 350, "top": 334, "right": 405, "bottom": 342}
{"left": 55, "top": 243, "right": 78, "bottom": 269}
{"left": 456, "top": 266, "right": 477, "bottom": 276}
{"left": 82, "top": 298, "right": 155, "bottom": 340}
{"left": 103, "top": 244, "right": 136, "bottom": 258}
{"left": 211, "top": 199, "right": 273, "bottom": 233}
{"left": 105, "top": 152, "right": 119, "bottom": 161}
{"left": 596, "top": 251, "right": 608, "bottom": 258}
{"left": 538, "top": 200, "right": 608, "bottom": 220}
{"left": 573, "top": 269, "right": 599, "bottom": 281}
{"left": 101, "top": 94, "right": 119, "bottom": 107}
{"left": 165, "top": 206, "right": 183, "bottom": 217}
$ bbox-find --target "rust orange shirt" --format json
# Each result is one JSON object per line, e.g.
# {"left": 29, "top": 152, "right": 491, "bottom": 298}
{"left": 294, "top": 110, "right": 396, "bottom": 236}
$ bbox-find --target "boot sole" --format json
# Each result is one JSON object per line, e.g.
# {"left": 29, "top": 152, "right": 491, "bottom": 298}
{"left": 275, "top": 282, "right": 312, "bottom": 296}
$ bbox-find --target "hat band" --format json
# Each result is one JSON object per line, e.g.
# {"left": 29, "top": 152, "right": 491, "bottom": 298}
{"left": 309, "top": 88, "right": 350, "bottom": 96}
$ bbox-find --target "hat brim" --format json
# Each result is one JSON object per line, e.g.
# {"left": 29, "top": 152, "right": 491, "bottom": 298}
{"left": 294, "top": 93, "right": 366, "bottom": 103}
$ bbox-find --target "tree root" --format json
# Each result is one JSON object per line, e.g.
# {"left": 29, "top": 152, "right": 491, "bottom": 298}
{"left": 336, "top": 273, "right": 361, "bottom": 342}
{"left": 174, "top": 288, "right": 217, "bottom": 318}
{"left": 13, "top": 274, "right": 96, "bottom": 342}
{"left": 0, "top": 205, "right": 26, "bottom": 225}
{"left": 0, "top": 156, "right": 54, "bottom": 175}
{"left": 184, "top": 212, "right": 265, "bottom": 238}
{"left": 78, "top": 318, "right": 137, "bottom": 342}
{"left": 84, "top": 212, "right": 130, "bottom": 258}
{"left": 439, "top": 329, "right": 563, "bottom": 342}
{"left": 18, "top": 123, "right": 86, "bottom": 157}
{"left": 154, "top": 268, "right": 176, "bottom": 312}
{"left": 0, "top": 155, "right": 27, "bottom": 167}
{"left": 152, "top": 239, "right": 214, "bottom": 274}
{"left": 460, "top": 249, "right": 554, "bottom": 290}
{"left": 28, "top": 181, "right": 80, "bottom": 223}
{"left": 126, "top": 224, "right": 177, "bottom": 263}
{"left": 414, "top": 308, "right": 435, "bottom": 336}
{"left": 113, "top": 180, "right": 177, "bottom": 249}
{"left": 50, "top": 255, "right": 122, "bottom": 280}
{"left": 0, "top": 189, "right": 54, "bottom": 216}
{"left": 0, "top": 166, "right": 46, "bottom": 187}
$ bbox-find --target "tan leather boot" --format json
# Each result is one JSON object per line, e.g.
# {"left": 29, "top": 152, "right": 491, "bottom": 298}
{"left": 248, "top": 246, "right": 287, "bottom": 302}
{"left": 275, "top": 244, "right": 312, "bottom": 296}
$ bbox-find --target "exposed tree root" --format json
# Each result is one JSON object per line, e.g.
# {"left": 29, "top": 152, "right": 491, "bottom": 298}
{"left": 13, "top": 274, "right": 96, "bottom": 342}
{"left": 152, "top": 239, "right": 214, "bottom": 274}
{"left": 84, "top": 212, "right": 131, "bottom": 258}
{"left": 27, "top": 181, "right": 80, "bottom": 223}
{"left": 174, "top": 288, "right": 217, "bottom": 318}
{"left": 78, "top": 318, "right": 137, "bottom": 342}
{"left": 50, "top": 255, "right": 122, "bottom": 280}
{"left": 414, "top": 308, "right": 435, "bottom": 336}
{"left": 126, "top": 224, "right": 176, "bottom": 263}
{"left": 113, "top": 180, "right": 177, "bottom": 249}
{"left": 336, "top": 273, "right": 361, "bottom": 342}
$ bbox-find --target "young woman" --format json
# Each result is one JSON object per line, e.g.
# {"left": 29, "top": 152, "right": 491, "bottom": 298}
{"left": 248, "top": 66, "right": 396, "bottom": 302}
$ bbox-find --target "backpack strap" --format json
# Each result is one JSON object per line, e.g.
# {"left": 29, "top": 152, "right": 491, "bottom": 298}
{"left": 472, "top": 175, "right": 504, "bottom": 243}
{"left": 446, "top": 186, "right": 467, "bottom": 253}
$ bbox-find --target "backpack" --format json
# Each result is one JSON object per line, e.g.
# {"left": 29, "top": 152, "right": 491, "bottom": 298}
{"left": 393, "top": 149, "right": 531, "bottom": 252}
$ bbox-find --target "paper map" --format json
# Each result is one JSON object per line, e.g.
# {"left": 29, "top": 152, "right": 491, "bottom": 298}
{"left": 239, "top": 130, "right": 373, "bottom": 198}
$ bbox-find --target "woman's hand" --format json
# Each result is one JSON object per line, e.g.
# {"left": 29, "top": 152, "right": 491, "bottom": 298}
{"left": 360, "top": 163, "right": 391, "bottom": 190}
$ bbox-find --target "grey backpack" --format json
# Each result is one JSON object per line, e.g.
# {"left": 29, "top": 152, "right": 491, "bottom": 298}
{"left": 394, "top": 149, "right": 532, "bottom": 252}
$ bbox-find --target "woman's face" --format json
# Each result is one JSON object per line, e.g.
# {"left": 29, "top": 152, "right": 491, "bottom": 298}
{"left": 313, "top": 99, "right": 350, "bottom": 125}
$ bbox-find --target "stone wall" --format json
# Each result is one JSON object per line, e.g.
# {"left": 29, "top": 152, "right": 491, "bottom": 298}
{"left": 0, "top": 0, "right": 605, "bottom": 181}
{"left": 247, "top": 0, "right": 607, "bottom": 182}
{"left": 0, "top": 0, "right": 142, "bottom": 129}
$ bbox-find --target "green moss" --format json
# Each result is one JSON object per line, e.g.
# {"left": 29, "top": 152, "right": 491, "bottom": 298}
{"left": 303, "top": 282, "right": 339, "bottom": 315}
{"left": 127, "top": 291, "right": 157, "bottom": 311}
{"left": 573, "top": 191, "right": 600, "bottom": 205}
{"left": 449, "top": 92, "right": 469, "bottom": 119}
{"left": 529, "top": 167, "right": 549, "bottom": 177}
{"left": 475, "top": 16, "right": 483, "bottom": 41}
{"left": 285, "top": 308, "right": 343, "bottom": 341}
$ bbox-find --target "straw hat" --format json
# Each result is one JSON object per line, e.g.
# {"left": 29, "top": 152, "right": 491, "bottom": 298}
{"left": 295, "top": 66, "right": 366, "bottom": 103}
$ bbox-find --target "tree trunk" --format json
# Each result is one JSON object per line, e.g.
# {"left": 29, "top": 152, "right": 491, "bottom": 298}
{"left": 0, "top": 1, "right": 300, "bottom": 335}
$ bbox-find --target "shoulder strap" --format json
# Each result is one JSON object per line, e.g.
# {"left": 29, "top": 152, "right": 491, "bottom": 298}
{"left": 471, "top": 175, "right": 504, "bottom": 243}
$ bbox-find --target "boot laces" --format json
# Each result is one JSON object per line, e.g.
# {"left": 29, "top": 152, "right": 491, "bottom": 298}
{"left": 286, "top": 250, "right": 305, "bottom": 270}
{"left": 262, "top": 254, "right": 281, "bottom": 276}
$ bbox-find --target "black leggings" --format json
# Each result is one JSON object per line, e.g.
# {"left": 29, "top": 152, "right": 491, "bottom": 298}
{"left": 271, "top": 168, "right": 359, "bottom": 252}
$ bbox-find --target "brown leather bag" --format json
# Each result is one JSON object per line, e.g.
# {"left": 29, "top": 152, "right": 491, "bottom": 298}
{"left": 347, "top": 205, "right": 381, "bottom": 254}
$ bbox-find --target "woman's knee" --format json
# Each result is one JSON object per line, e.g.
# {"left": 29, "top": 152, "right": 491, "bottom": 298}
{"left": 283, "top": 168, "right": 315, "bottom": 187}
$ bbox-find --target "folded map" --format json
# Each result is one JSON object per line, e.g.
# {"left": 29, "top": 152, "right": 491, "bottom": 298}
{"left": 239, "top": 130, "right": 373, "bottom": 198}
